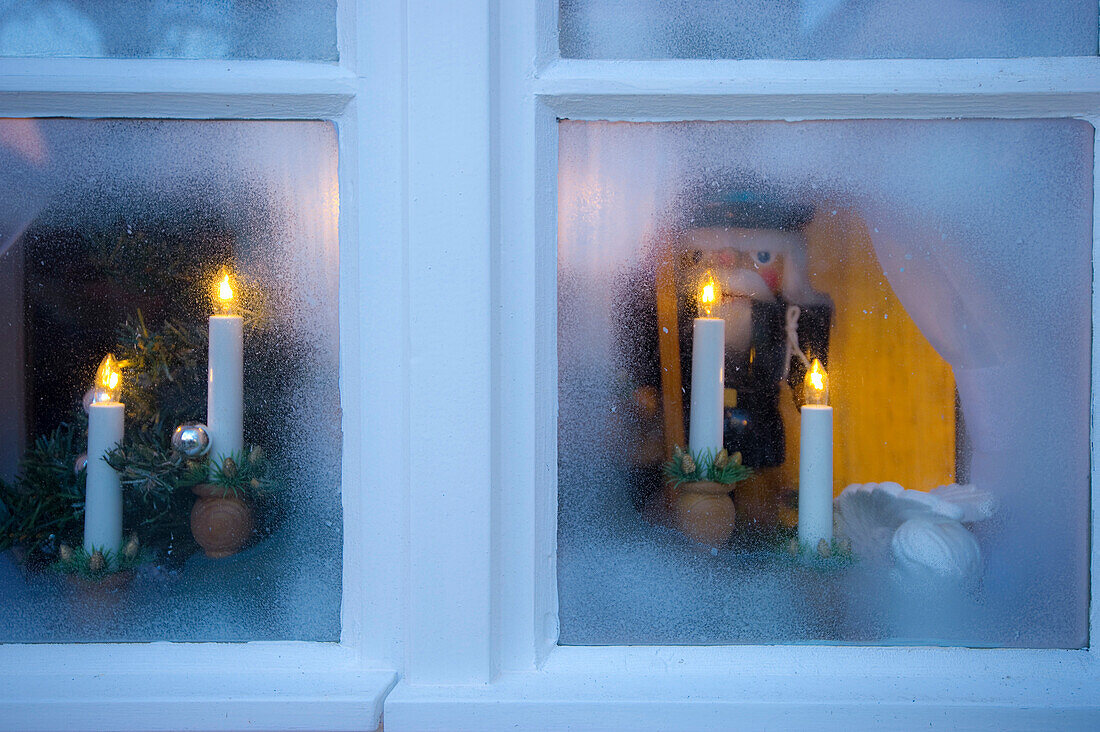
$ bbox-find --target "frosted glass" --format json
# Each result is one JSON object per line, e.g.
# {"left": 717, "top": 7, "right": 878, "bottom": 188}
{"left": 560, "top": 0, "right": 1098, "bottom": 59}
{"left": 0, "top": 119, "right": 341, "bottom": 641}
{"left": 557, "top": 119, "right": 1092, "bottom": 647}
{"left": 0, "top": 0, "right": 336, "bottom": 60}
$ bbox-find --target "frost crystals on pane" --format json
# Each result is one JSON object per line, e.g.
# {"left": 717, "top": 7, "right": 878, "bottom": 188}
{"left": 557, "top": 119, "right": 1091, "bottom": 647}
{"left": 0, "top": 119, "right": 341, "bottom": 642}
{"left": 0, "top": 1, "right": 337, "bottom": 60}
{"left": 560, "top": 0, "right": 1097, "bottom": 59}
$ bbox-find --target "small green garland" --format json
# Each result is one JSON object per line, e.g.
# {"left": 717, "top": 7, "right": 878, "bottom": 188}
{"left": 203, "top": 447, "right": 279, "bottom": 500}
{"left": 781, "top": 535, "right": 856, "bottom": 570}
{"left": 105, "top": 443, "right": 278, "bottom": 500}
{"left": 663, "top": 446, "right": 752, "bottom": 489}
{"left": 51, "top": 536, "right": 148, "bottom": 581}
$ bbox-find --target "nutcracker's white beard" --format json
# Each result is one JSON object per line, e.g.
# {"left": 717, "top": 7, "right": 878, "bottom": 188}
{"left": 718, "top": 267, "right": 774, "bottom": 301}
{"left": 679, "top": 226, "right": 828, "bottom": 307}
{"left": 713, "top": 267, "right": 774, "bottom": 353}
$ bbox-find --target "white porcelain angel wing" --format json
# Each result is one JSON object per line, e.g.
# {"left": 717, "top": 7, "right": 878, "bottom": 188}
{"left": 891, "top": 518, "right": 983, "bottom": 581}
{"left": 928, "top": 483, "right": 996, "bottom": 523}
{"left": 835, "top": 482, "right": 964, "bottom": 562}
{"left": 836, "top": 481, "right": 994, "bottom": 580}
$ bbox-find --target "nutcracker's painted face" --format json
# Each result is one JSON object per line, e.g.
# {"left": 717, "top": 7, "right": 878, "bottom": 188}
{"left": 710, "top": 247, "right": 785, "bottom": 295}
{"left": 679, "top": 225, "right": 818, "bottom": 306}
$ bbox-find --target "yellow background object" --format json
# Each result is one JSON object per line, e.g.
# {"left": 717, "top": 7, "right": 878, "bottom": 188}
{"left": 802, "top": 207, "right": 956, "bottom": 494}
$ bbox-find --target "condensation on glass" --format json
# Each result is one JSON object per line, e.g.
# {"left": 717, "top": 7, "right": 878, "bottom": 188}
{"left": 0, "top": 119, "right": 341, "bottom": 642}
{"left": 557, "top": 119, "right": 1092, "bottom": 647}
{"left": 0, "top": 1, "right": 336, "bottom": 60}
{"left": 559, "top": 0, "right": 1098, "bottom": 59}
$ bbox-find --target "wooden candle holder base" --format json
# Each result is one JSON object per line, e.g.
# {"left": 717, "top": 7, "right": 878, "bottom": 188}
{"left": 672, "top": 481, "right": 736, "bottom": 547}
{"left": 63, "top": 570, "right": 135, "bottom": 617}
{"left": 191, "top": 484, "right": 253, "bottom": 559}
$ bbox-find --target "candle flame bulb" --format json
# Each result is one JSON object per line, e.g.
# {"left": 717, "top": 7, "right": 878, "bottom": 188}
{"left": 698, "top": 271, "right": 719, "bottom": 317}
{"left": 215, "top": 269, "right": 236, "bottom": 314}
{"left": 804, "top": 358, "right": 829, "bottom": 406}
{"left": 92, "top": 354, "right": 122, "bottom": 403}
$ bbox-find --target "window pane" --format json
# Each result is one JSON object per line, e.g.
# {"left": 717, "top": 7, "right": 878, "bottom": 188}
{"left": 0, "top": 1, "right": 336, "bottom": 60}
{"left": 0, "top": 119, "right": 341, "bottom": 641}
{"left": 557, "top": 119, "right": 1091, "bottom": 647}
{"left": 560, "top": 0, "right": 1098, "bottom": 59}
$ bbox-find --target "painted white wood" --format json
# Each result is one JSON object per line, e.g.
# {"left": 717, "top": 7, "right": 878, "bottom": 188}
{"left": 404, "top": 0, "right": 495, "bottom": 684}
{"left": 344, "top": 0, "right": 408, "bottom": 669}
{"left": 0, "top": 58, "right": 355, "bottom": 118}
{"left": 2, "top": 667, "right": 397, "bottom": 732}
{"left": 1091, "top": 116, "right": 1100, "bottom": 649}
{"left": 388, "top": 649, "right": 1100, "bottom": 731}
{"left": 336, "top": 0, "right": 359, "bottom": 76}
{"left": 0, "top": 0, "right": 1097, "bottom": 728}
{"left": 540, "top": 56, "right": 1100, "bottom": 91}
{"left": 386, "top": 2, "right": 1100, "bottom": 730}
{"left": 0, "top": 4, "right": 402, "bottom": 730}
{"left": 534, "top": 0, "right": 559, "bottom": 68}
{"left": 537, "top": 57, "right": 1100, "bottom": 120}
{"left": 495, "top": 0, "right": 557, "bottom": 676}
{"left": 0, "top": 638, "right": 357, "bottom": 668}
{"left": 0, "top": 642, "right": 396, "bottom": 730}
{"left": 531, "top": 101, "right": 561, "bottom": 669}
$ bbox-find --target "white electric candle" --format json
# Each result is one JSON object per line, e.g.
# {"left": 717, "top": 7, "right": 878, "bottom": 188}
{"left": 798, "top": 359, "right": 834, "bottom": 545}
{"left": 208, "top": 271, "right": 244, "bottom": 465}
{"left": 84, "top": 355, "right": 124, "bottom": 560}
{"left": 688, "top": 273, "right": 725, "bottom": 456}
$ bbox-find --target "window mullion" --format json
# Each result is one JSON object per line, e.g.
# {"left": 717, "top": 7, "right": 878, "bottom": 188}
{"left": 535, "top": 56, "right": 1100, "bottom": 121}
{"left": 0, "top": 58, "right": 356, "bottom": 118}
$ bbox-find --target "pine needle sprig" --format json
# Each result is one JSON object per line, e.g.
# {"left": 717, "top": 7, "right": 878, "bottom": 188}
{"left": 52, "top": 541, "right": 149, "bottom": 581}
{"left": 86, "top": 218, "right": 236, "bottom": 305}
{"left": 663, "top": 446, "right": 751, "bottom": 490}
{"left": 9, "top": 218, "right": 293, "bottom": 568}
{"left": 206, "top": 446, "right": 279, "bottom": 500}
{"left": 106, "top": 428, "right": 203, "bottom": 505}
{"left": 0, "top": 423, "right": 86, "bottom": 552}
{"left": 114, "top": 313, "right": 206, "bottom": 431}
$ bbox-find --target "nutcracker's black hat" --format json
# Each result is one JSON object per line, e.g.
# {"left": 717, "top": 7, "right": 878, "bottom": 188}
{"left": 688, "top": 181, "right": 814, "bottom": 231}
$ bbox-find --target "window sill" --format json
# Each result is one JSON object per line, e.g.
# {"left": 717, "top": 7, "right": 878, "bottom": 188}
{"left": 0, "top": 643, "right": 396, "bottom": 731}
{"left": 385, "top": 646, "right": 1100, "bottom": 731}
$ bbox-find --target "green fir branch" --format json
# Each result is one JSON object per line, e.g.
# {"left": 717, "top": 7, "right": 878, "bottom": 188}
{"left": 7, "top": 218, "right": 292, "bottom": 568}
{"left": 0, "top": 423, "right": 86, "bottom": 552}
{"left": 52, "top": 542, "right": 149, "bottom": 581}
{"left": 205, "top": 447, "right": 279, "bottom": 499}
{"left": 782, "top": 535, "right": 856, "bottom": 569}
{"left": 663, "top": 446, "right": 752, "bottom": 490}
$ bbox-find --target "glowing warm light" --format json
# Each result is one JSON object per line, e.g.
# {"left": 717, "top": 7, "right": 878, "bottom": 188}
{"left": 804, "top": 358, "right": 829, "bottom": 406}
{"left": 214, "top": 268, "right": 236, "bottom": 314}
{"left": 93, "top": 354, "right": 122, "bottom": 403}
{"left": 698, "top": 271, "right": 720, "bottom": 317}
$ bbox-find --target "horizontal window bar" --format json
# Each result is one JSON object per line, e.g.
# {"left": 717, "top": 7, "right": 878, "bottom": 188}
{"left": 537, "top": 57, "right": 1100, "bottom": 120}
{"left": 0, "top": 58, "right": 356, "bottom": 118}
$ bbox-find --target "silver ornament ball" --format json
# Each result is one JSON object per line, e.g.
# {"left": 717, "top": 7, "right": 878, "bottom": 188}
{"left": 74, "top": 452, "right": 88, "bottom": 474}
{"left": 172, "top": 423, "right": 211, "bottom": 458}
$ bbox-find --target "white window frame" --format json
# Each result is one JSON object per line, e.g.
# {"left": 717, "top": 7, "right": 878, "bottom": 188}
{"left": 386, "top": 1, "right": 1100, "bottom": 729}
{"left": 0, "top": 1, "right": 1098, "bottom": 729}
{"left": 0, "top": 4, "right": 403, "bottom": 731}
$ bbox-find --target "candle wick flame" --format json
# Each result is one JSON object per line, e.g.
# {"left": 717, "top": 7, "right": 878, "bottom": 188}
{"left": 219, "top": 275, "right": 234, "bottom": 302}
{"left": 94, "top": 354, "right": 122, "bottom": 402}
{"left": 803, "top": 358, "right": 829, "bottom": 406}
{"left": 699, "top": 273, "right": 719, "bottom": 317}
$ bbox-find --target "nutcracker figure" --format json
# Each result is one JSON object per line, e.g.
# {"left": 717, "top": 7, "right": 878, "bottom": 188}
{"left": 621, "top": 183, "right": 832, "bottom": 534}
